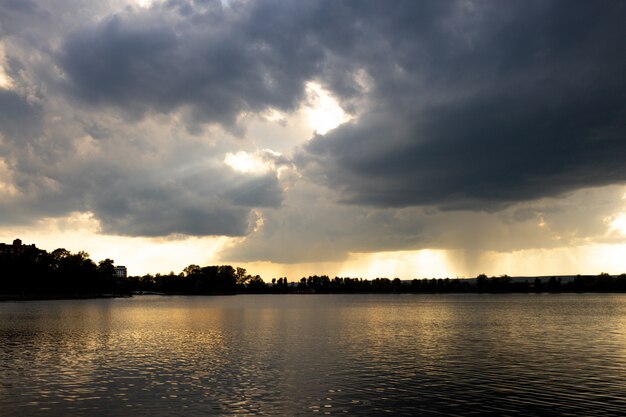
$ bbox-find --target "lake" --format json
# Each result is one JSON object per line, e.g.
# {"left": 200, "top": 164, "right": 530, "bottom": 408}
{"left": 1, "top": 294, "right": 626, "bottom": 416}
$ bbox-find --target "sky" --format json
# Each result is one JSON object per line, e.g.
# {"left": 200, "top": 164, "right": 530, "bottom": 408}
{"left": 1, "top": 0, "right": 625, "bottom": 279}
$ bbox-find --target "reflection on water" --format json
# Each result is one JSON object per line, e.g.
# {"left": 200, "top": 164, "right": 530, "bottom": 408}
{"left": 2, "top": 294, "right": 626, "bottom": 416}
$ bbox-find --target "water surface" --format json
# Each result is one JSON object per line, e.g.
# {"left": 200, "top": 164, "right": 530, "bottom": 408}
{"left": 2, "top": 294, "right": 626, "bottom": 416}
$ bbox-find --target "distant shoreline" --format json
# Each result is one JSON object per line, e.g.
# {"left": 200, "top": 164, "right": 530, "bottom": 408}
{"left": 3, "top": 245, "right": 625, "bottom": 298}
{"left": 0, "top": 294, "right": 130, "bottom": 302}
{"left": 3, "top": 290, "right": 626, "bottom": 302}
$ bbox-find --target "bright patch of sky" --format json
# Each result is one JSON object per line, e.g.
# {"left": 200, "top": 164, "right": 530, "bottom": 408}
{"left": 608, "top": 213, "right": 626, "bottom": 236}
{"left": 224, "top": 151, "right": 271, "bottom": 175}
{"left": 132, "top": 0, "right": 155, "bottom": 8}
{"left": 0, "top": 43, "right": 13, "bottom": 90}
{"left": 304, "top": 82, "right": 352, "bottom": 135}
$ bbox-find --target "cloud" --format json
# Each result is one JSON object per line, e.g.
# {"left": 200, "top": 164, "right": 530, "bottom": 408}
{"left": 0, "top": 0, "right": 50, "bottom": 37}
{"left": 0, "top": 0, "right": 298, "bottom": 238}
{"left": 298, "top": 1, "right": 626, "bottom": 210}
{"left": 0, "top": 97, "right": 285, "bottom": 236}
{"left": 85, "top": 158, "right": 284, "bottom": 237}
{"left": 223, "top": 179, "right": 626, "bottom": 264}
{"left": 2, "top": 0, "right": 626, "bottom": 268}
{"left": 57, "top": 0, "right": 328, "bottom": 132}
{"left": 0, "top": 90, "right": 42, "bottom": 141}
{"left": 0, "top": 153, "right": 284, "bottom": 237}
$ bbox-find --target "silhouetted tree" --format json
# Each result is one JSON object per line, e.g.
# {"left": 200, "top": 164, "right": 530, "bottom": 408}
{"left": 183, "top": 264, "right": 201, "bottom": 277}
{"left": 97, "top": 258, "right": 117, "bottom": 294}
{"left": 547, "top": 276, "right": 562, "bottom": 292}
{"left": 392, "top": 278, "right": 402, "bottom": 293}
{"left": 235, "top": 267, "right": 250, "bottom": 285}
{"left": 476, "top": 274, "right": 488, "bottom": 292}
{"left": 246, "top": 275, "right": 267, "bottom": 293}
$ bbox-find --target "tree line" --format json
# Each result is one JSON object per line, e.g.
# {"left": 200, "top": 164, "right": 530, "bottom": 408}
{"left": 3, "top": 246, "right": 626, "bottom": 299}
{"left": 0, "top": 247, "right": 127, "bottom": 298}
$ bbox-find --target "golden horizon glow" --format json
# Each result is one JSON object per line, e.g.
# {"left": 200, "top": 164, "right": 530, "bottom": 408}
{"left": 234, "top": 245, "right": 626, "bottom": 281}
{"left": 0, "top": 212, "right": 232, "bottom": 276}
{"left": 3, "top": 211, "right": 626, "bottom": 280}
{"left": 337, "top": 250, "right": 456, "bottom": 279}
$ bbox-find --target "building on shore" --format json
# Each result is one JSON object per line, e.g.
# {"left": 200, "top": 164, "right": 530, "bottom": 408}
{"left": 0, "top": 239, "right": 37, "bottom": 256}
{"left": 114, "top": 266, "right": 128, "bottom": 278}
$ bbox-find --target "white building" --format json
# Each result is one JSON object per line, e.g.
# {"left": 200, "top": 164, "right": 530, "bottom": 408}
{"left": 114, "top": 266, "right": 128, "bottom": 278}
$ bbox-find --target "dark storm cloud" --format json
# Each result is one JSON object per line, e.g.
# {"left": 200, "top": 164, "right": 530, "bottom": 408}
{"left": 0, "top": 135, "right": 284, "bottom": 237}
{"left": 299, "top": 0, "right": 626, "bottom": 209}
{"left": 0, "top": 91, "right": 42, "bottom": 141}
{"left": 222, "top": 174, "right": 283, "bottom": 207}
{"left": 0, "top": 0, "right": 294, "bottom": 238}
{"left": 87, "top": 167, "right": 283, "bottom": 237}
{"left": 57, "top": 0, "right": 327, "bottom": 130}
{"left": 56, "top": 0, "right": 454, "bottom": 127}
{"left": 0, "top": 0, "right": 49, "bottom": 36}
{"left": 3, "top": 0, "right": 626, "bottom": 248}
{"left": 90, "top": 184, "right": 252, "bottom": 237}
{"left": 56, "top": 0, "right": 626, "bottom": 211}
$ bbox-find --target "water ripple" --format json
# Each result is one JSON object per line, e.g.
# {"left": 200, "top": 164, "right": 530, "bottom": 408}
{"left": 2, "top": 294, "right": 626, "bottom": 415}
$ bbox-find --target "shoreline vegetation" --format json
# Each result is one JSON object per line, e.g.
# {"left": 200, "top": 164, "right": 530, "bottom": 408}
{"left": 2, "top": 246, "right": 626, "bottom": 301}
